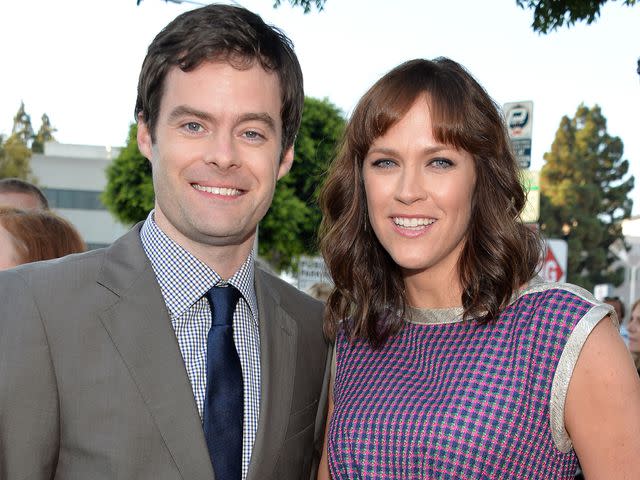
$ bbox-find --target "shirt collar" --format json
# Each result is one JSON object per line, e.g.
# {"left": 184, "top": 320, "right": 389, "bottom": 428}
{"left": 140, "top": 211, "right": 259, "bottom": 322}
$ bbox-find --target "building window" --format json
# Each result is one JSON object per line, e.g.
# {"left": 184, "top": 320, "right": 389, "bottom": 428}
{"left": 42, "top": 188, "right": 105, "bottom": 210}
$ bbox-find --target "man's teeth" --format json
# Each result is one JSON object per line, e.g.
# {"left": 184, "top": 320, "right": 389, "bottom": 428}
{"left": 393, "top": 217, "right": 435, "bottom": 228}
{"left": 193, "top": 184, "right": 240, "bottom": 196}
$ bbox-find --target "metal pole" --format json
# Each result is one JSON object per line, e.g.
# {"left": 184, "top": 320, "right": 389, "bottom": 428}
{"left": 630, "top": 264, "right": 638, "bottom": 308}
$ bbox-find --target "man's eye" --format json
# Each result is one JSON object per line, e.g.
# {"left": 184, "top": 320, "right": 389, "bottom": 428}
{"left": 243, "top": 130, "right": 264, "bottom": 140}
{"left": 185, "top": 122, "right": 202, "bottom": 132}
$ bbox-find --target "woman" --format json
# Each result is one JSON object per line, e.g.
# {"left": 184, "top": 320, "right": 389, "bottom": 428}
{"left": 318, "top": 58, "right": 640, "bottom": 478}
{"left": 0, "top": 206, "right": 86, "bottom": 270}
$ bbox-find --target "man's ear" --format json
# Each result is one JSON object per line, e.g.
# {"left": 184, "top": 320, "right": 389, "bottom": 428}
{"left": 137, "top": 114, "right": 153, "bottom": 161}
{"left": 277, "top": 145, "right": 294, "bottom": 180}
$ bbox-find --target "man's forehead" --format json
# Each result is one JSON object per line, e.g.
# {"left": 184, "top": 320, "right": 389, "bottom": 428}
{"left": 160, "top": 61, "right": 283, "bottom": 121}
{"left": 0, "top": 191, "right": 43, "bottom": 210}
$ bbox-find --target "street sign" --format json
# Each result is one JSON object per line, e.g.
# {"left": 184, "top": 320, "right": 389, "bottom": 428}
{"left": 542, "top": 239, "right": 567, "bottom": 283}
{"left": 504, "top": 101, "right": 533, "bottom": 169}
{"left": 297, "top": 255, "right": 332, "bottom": 292}
{"left": 593, "top": 283, "right": 614, "bottom": 301}
{"left": 520, "top": 170, "right": 539, "bottom": 223}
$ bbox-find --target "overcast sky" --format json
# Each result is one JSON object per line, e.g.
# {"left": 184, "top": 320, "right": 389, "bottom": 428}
{"left": 1, "top": 0, "right": 638, "bottom": 211}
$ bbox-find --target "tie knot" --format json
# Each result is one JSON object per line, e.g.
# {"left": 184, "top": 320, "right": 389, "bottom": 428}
{"left": 206, "top": 285, "right": 241, "bottom": 327}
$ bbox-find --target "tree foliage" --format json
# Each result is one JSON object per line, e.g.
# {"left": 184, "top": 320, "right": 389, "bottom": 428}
{"left": 11, "top": 101, "right": 34, "bottom": 147}
{"left": 32, "top": 114, "right": 57, "bottom": 154}
{"left": 259, "top": 97, "right": 344, "bottom": 270}
{"left": 516, "top": 0, "right": 637, "bottom": 33}
{"left": 103, "top": 123, "right": 154, "bottom": 225}
{"left": 540, "top": 104, "right": 633, "bottom": 291}
{"left": 0, "top": 134, "right": 33, "bottom": 179}
{"left": 272, "top": 0, "right": 326, "bottom": 13}
{"left": 103, "top": 97, "right": 345, "bottom": 271}
{"left": 137, "top": 0, "right": 327, "bottom": 13}
{"left": 0, "top": 102, "right": 46, "bottom": 180}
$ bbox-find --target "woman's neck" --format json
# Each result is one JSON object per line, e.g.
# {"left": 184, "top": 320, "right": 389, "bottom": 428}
{"left": 403, "top": 264, "right": 463, "bottom": 309}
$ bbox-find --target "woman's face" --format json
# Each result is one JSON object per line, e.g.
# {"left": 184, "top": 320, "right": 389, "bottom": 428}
{"left": 0, "top": 222, "right": 21, "bottom": 270}
{"left": 628, "top": 304, "right": 640, "bottom": 354}
{"left": 362, "top": 97, "right": 476, "bottom": 290}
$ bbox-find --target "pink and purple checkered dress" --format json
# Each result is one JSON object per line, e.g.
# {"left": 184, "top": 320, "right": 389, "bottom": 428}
{"left": 328, "top": 279, "right": 613, "bottom": 479}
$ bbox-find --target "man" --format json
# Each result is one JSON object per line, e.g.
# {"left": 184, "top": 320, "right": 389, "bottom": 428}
{"left": 0, "top": 177, "right": 49, "bottom": 209}
{"left": 0, "top": 5, "right": 329, "bottom": 480}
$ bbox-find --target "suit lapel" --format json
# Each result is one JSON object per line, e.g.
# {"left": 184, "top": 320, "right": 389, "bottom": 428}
{"left": 96, "top": 226, "right": 214, "bottom": 480}
{"left": 246, "top": 271, "right": 298, "bottom": 480}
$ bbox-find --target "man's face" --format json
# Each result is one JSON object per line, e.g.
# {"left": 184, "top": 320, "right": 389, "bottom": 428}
{"left": 0, "top": 192, "right": 43, "bottom": 210}
{"left": 138, "top": 61, "right": 293, "bottom": 260}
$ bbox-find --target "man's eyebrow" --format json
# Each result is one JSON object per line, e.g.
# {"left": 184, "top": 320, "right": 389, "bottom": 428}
{"left": 167, "top": 105, "right": 213, "bottom": 123}
{"left": 166, "top": 107, "right": 276, "bottom": 132}
{"left": 237, "top": 113, "right": 276, "bottom": 132}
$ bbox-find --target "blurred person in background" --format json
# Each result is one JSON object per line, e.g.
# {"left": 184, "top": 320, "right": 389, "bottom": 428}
{"left": 604, "top": 296, "right": 630, "bottom": 346}
{"left": 0, "top": 207, "right": 85, "bottom": 270}
{"left": 307, "top": 282, "right": 332, "bottom": 302}
{"left": 629, "top": 299, "right": 640, "bottom": 374}
{"left": 0, "top": 178, "right": 49, "bottom": 210}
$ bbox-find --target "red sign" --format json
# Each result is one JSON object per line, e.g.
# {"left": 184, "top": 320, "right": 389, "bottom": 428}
{"left": 543, "top": 248, "right": 564, "bottom": 283}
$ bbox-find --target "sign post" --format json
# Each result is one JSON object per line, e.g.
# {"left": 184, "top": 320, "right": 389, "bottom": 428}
{"left": 297, "top": 255, "right": 332, "bottom": 292}
{"left": 520, "top": 170, "right": 540, "bottom": 224}
{"left": 542, "top": 239, "right": 567, "bottom": 283}
{"left": 504, "top": 101, "right": 533, "bottom": 169}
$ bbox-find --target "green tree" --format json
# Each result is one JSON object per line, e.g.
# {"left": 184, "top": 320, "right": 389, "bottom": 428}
{"left": 103, "top": 124, "right": 154, "bottom": 225}
{"left": 0, "top": 134, "right": 33, "bottom": 179}
{"left": 540, "top": 104, "right": 633, "bottom": 291}
{"left": 0, "top": 102, "right": 37, "bottom": 180}
{"left": 11, "top": 101, "right": 34, "bottom": 147}
{"left": 258, "top": 97, "right": 344, "bottom": 270}
{"left": 273, "top": 0, "right": 326, "bottom": 12}
{"left": 138, "top": 0, "right": 327, "bottom": 12}
{"left": 32, "top": 113, "right": 57, "bottom": 154}
{"left": 516, "top": 0, "right": 637, "bottom": 33}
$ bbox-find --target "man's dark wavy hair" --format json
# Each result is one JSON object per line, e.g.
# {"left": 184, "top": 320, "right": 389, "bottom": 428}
{"left": 319, "top": 58, "right": 542, "bottom": 347}
{"left": 135, "top": 4, "right": 304, "bottom": 153}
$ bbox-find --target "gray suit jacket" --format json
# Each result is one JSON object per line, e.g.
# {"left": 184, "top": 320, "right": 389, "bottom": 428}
{"left": 0, "top": 225, "right": 330, "bottom": 480}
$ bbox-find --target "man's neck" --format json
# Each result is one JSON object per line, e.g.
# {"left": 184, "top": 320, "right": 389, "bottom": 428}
{"left": 184, "top": 238, "right": 254, "bottom": 280}
{"left": 152, "top": 214, "right": 255, "bottom": 280}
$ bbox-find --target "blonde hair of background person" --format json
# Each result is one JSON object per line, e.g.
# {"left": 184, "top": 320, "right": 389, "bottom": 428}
{"left": 0, "top": 207, "right": 85, "bottom": 270}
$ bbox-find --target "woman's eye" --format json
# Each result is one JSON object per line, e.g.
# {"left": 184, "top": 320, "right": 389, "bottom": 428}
{"left": 372, "top": 159, "right": 396, "bottom": 168}
{"left": 431, "top": 157, "right": 453, "bottom": 168}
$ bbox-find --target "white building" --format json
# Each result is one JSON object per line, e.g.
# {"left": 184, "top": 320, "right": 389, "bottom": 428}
{"left": 604, "top": 216, "right": 640, "bottom": 316}
{"left": 31, "top": 142, "right": 131, "bottom": 249}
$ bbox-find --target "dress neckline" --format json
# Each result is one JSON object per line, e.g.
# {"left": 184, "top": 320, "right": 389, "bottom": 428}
{"left": 406, "top": 306, "right": 465, "bottom": 325}
{"left": 406, "top": 276, "right": 546, "bottom": 325}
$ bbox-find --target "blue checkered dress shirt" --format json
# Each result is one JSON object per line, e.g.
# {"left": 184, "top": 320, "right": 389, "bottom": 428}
{"left": 140, "top": 212, "right": 261, "bottom": 480}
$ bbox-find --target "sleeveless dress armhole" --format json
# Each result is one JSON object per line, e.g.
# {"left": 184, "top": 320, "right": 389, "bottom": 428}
{"left": 331, "top": 346, "right": 337, "bottom": 391}
{"left": 549, "top": 303, "right": 615, "bottom": 452}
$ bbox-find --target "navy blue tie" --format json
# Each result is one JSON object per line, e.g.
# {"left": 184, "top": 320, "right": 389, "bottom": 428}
{"left": 204, "top": 285, "right": 243, "bottom": 480}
